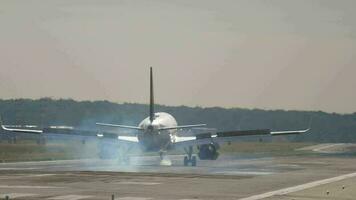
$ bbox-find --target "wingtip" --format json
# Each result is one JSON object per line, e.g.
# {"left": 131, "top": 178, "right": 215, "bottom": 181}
{"left": 0, "top": 115, "right": 4, "bottom": 129}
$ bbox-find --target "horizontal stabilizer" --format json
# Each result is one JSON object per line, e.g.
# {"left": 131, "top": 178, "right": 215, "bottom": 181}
{"left": 159, "top": 124, "right": 206, "bottom": 131}
{"left": 96, "top": 122, "right": 143, "bottom": 130}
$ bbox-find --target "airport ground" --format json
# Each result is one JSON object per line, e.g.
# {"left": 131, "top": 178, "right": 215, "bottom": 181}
{"left": 0, "top": 139, "right": 313, "bottom": 162}
{"left": 1, "top": 142, "right": 356, "bottom": 200}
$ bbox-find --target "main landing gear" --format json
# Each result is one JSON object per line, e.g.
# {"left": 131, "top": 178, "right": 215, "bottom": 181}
{"left": 184, "top": 146, "right": 197, "bottom": 166}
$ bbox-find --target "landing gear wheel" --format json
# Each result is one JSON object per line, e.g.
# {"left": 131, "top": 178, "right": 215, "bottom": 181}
{"left": 191, "top": 156, "right": 197, "bottom": 166}
{"left": 183, "top": 156, "right": 197, "bottom": 166}
{"left": 184, "top": 156, "right": 188, "bottom": 166}
{"left": 183, "top": 146, "right": 197, "bottom": 167}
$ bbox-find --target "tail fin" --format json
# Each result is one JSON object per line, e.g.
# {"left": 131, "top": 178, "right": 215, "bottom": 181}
{"left": 149, "top": 67, "right": 155, "bottom": 122}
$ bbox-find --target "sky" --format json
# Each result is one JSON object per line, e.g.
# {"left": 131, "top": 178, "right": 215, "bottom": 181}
{"left": 1, "top": 0, "right": 356, "bottom": 113}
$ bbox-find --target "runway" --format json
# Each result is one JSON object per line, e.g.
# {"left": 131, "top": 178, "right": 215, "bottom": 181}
{"left": 0, "top": 155, "right": 287, "bottom": 175}
{"left": 1, "top": 154, "right": 356, "bottom": 199}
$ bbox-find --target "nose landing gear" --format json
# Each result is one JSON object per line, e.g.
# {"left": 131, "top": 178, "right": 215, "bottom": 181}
{"left": 183, "top": 146, "right": 197, "bottom": 166}
{"left": 159, "top": 151, "right": 172, "bottom": 166}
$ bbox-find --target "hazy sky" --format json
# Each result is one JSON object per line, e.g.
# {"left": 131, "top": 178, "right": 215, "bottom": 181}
{"left": 1, "top": 0, "right": 356, "bottom": 113}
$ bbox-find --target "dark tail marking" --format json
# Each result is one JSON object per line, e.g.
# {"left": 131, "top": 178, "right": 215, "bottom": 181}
{"left": 149, "top": 67, "right": 155, "bottom": 122}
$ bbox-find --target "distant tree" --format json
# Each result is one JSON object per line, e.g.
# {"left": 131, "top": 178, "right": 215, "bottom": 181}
{"left": 1, "top": 98, "right": 356, "bottom": 142}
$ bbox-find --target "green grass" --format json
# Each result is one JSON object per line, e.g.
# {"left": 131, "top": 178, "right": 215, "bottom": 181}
{"left": 0, "top": 140, "right": 99, "bottom": 162}
{"left": 0, "top": 140, "right": 315, "bottom": 162}
{"left": 220, "top": 142, "right": 315, "bottom": 156}
{"left": 221, "top": 142, "right": 312, "bottom": 153}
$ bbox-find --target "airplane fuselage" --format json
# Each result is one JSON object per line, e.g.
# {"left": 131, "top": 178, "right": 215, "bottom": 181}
{"left": 137, "top": 112, "right": 177, "bottom": 151}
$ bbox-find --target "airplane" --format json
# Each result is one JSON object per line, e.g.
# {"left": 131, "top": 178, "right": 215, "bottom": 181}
{"left": 0, "top": 67, "right": 310, "bottom": 166}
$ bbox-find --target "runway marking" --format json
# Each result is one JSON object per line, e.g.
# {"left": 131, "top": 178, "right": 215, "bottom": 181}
{"left": 29, "top": 173, "right": 56, "bottom": 177}
{"left": 0, "top": 185, "right": 64, "bottom": 189}
{"left": 0, "top": 193, "right": 37, "bottom": 198}
{"left": 313, "top": 143, "right": 345, "bottom": 152}
{"left": 238, "top": 172, "right": 356, "bottom": 200}
{"left": 116, "top": 181, "right": 161, "bottom": 185}
{"left": 0, "top": 174, "right": 56, "bottom": 179}
{"left": 0, "top": 167, "right": 41, "bottom": 170}
{"left": 117, "top": 197, "right": 152, "bottom": 200}
{"left": 271, "top": 164, "right": 300, "bottom": 168}
{"left": 0, "top": 159, "right": 94, "bottom": 165}
{"left": 215, "top": 171, "right": 273, "bottom": 175}
{"left": 48, "top": 195, "right": 93, "bottom": 200}
{"left": 296, "top": 144, "right": 329, "bottom": 151}
{"left": 179, "top": 199, "right": 201, "bottom": 200}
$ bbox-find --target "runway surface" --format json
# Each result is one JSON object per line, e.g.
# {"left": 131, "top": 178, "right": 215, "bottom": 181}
{"left": 1, "top": 153, "right": 356, "bottom": 199}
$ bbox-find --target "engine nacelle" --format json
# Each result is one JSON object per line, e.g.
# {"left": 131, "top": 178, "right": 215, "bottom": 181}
{"left": 197, "top": 143, "right": 220, "bottom": 160}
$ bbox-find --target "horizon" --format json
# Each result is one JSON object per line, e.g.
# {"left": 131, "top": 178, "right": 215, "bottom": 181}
{"left": 0, "top": 97, "right": 353, "bottom": 115}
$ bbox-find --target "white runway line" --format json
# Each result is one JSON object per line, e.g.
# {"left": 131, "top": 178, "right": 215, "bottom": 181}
{"left": 0, "top": 193, "right": 37, "bottom": 198}
{"left": 0, "top": 174, "right": 56, "bottom": 179}
{"left": 48, "top": 195, "right": 93, "bottom": 200}
{"left": 28, "top": 174, "right": 56, "bottom": 177}
{"left": 0, "top": 159, "right": 95, "bottom": 166}
{"left": 179, "top": 199, "right": 199, "bottom": 200}
{"left": 214, "top": 171, "right": 274, "bottom": 175}
{"left": 0, "top": 167, "right": 41, "bottom": 170}
{"left": 296, "top": 144, "right": 330, "bottom": 151}
{"left": 115, "top": 181, "right": 161, "bottom": 185}
{"left": 238, "top": 172, "right": 356, "bottom": 200}
{"left": 312, "top": 143, "right": 345, "bottom": 152}
{"left": 117, "top": 197, "right": 152, "bottom": 200}
{"left": 0, "top": 185, "right": 64, "bottom": 189}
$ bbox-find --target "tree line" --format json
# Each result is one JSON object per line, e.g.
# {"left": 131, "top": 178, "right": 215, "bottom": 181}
{"left": 1, "top": 98, "right": 356, "bottom": 142}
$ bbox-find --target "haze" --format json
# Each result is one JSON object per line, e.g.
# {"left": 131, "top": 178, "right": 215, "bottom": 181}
{"left": 1, "top": 0, "right": 356, "bottom": 113}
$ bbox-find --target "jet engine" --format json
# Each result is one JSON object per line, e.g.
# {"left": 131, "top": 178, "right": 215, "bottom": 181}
{"left": 197, "top": 143, "right": 220, "bottom": 160}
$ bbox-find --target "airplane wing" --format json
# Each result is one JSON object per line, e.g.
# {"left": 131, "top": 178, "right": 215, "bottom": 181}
{"left": 46, "top": 127, "right": 139, "bottom": 144}
{"left": 173, "top": 128, "right": 310, "bottom": 148}
{"left": 1, "top": 125, "right": 43, "bottom": 134}
{"left": 270, "top": 129, "right": 310, "bottom": 135}
{"left": 96, "top": 122, "right": 206, "bottom": 131}
{"left": 0, "top": 118, "right": 139, "bottom": 144}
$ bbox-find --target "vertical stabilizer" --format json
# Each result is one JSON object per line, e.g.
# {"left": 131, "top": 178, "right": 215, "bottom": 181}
{"left": 149, "top": 67, "right": 155, "bottom": 122}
